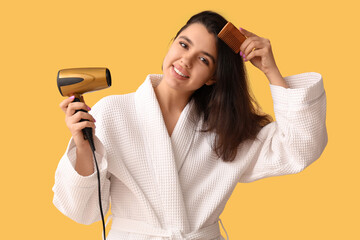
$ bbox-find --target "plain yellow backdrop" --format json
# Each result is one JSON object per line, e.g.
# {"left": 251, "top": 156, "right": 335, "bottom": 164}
{"left": 1, "top": 0, "right": 358, "bottom": 239}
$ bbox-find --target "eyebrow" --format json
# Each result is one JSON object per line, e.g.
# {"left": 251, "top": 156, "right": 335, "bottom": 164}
{"left": 178, "top": 36, "right": 216, "bottom": 64}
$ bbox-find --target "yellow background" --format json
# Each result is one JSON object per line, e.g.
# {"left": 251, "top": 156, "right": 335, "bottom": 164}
{"left": 1, "top": 0, "right": 358, "bottom": 239}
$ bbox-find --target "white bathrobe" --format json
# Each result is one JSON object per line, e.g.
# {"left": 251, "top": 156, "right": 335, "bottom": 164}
{"left": 52, "top": 72, "right": 328, "bottom": 240}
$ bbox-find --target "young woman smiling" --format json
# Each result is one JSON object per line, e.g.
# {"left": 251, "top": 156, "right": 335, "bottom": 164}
{"left": 53, "top": 10, "right": 328, "bottom": 240}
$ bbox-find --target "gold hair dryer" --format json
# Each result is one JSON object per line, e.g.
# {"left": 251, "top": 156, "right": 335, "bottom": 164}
{"left": 57, "top": 67, "right": 111, "bottom": 101}
{"left": 57, "top": 68, "right": 111, "bottom": 237}
{"left": 57, "top": 67, "right": 112, "bottom": 149}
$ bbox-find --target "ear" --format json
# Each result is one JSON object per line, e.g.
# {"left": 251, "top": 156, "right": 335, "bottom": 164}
{"left": 205, "top": 76, "right": 216, "bottom": 86}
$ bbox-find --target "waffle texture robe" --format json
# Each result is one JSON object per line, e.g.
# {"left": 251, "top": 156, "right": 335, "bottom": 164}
{"left": 53, "top": 72, "right": 328, "bottom": 240}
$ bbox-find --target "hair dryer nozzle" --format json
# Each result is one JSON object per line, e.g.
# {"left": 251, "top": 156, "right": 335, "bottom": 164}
{"left": 57, "top": 67, "right": 111, "bottom": 97}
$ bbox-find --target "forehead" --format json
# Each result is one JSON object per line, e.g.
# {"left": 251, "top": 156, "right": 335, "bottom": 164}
{"left": 177, "top": 23, "right": 217, "bottom": 57}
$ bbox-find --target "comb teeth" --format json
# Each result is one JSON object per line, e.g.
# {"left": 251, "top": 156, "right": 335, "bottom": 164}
{"left": 218, "top": 22, "right": 247, "bottom": 54}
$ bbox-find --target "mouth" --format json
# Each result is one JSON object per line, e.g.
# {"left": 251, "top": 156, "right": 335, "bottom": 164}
{"left": 172, "top": 65, "right": 189, "bottom": 78}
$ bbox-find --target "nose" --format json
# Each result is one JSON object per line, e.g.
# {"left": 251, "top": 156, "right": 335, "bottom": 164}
{"left": 181, "top": 52, "right": 192, "bottom": 69}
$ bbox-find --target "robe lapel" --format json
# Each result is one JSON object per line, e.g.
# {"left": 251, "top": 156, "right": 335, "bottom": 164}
{"left": 170, "top": 100, "right": 197, "bottom": 173}
{"left": 135, "top": 74, "right": 196, "bottom": 233}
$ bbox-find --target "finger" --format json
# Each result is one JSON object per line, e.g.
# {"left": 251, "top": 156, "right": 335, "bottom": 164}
{"left": 59, "top": 95, "right": 75, "bottom": 113}
{"left": 66, "top": 102, "right": 92, "bottom": 116}
{"left": 67, "top": 111, "right": 96, "bottom": 124}
{"left": 243, "top": 40, "right": 264, "bottom": 57}
{"left": 239, "top": 27, "right": 257, "bottom": 38}
{"left": 66, "top": 102, "right": 91, "bottom": 117}
{"left": 72, "top": 121, "right": 96, "bottom": 132}
{"left": 239, "top": 36, "right": 259, "bottom": 56}
{"left": 245, "top": 48, "right": 264, "bottom": 62}
{"left": 240, "top": 38, "right": 259, "bottom": 58}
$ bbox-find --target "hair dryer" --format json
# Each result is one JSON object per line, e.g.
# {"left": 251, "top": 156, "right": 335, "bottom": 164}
{"left": 57, "top": 67, "right": 111, "bottom": 151}
{"left": 57, "top": 67, "right": 111, "bottom": 240}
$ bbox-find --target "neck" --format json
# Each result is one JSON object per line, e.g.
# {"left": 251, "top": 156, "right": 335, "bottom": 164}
{"left": 154, "top": 79, "right": 192, "bottom": 114}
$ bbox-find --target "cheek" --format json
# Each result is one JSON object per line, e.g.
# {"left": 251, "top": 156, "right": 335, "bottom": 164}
{"left": 163, "top": 45, "right": 179, "bottom": 63}
{"left": 206, "top": 64, "right": 216, "bottom": 77}
{"left": 162, "top": 53, "right": 174, "bottom": 70}
{"left": 198, "top": 64, "right": 215, "bottom": 78}
{"left": 162, "top": 52, "right": 169, "bottom": 65}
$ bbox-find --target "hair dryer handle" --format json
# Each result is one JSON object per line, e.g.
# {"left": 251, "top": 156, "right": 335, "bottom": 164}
{"left": 73, "top": 97, "right": 93, "bottom": 142}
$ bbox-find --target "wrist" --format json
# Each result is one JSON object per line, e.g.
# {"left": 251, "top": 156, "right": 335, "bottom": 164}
{"left": 265, "top": 68, "right": 289, "bottom": 88}
{"left": 76, "top": 141, "right": 92, "bottom": 153}
{"left": 264, "top": 66, "right": 281, "bottom": 78}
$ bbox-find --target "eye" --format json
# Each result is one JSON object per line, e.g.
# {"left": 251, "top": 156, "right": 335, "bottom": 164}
{"left": 200, "top": 57, "right": 209, "bottom": 65}
{"left": 179, "top": 41, "right": 188, "bottom": 49}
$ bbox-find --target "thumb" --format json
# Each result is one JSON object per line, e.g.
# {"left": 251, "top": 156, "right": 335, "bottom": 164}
{"left": 239, "top": 27, "right": 256, "bottom": 38}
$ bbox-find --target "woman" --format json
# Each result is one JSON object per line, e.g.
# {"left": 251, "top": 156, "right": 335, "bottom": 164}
{"left": 53, "top": 11, "right": 328, "bottom": 240}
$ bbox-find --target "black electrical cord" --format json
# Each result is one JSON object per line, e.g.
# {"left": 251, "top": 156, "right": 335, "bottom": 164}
{"left": 74, "top": 96, "right": 107, "bottom": 240}
{"left": 84, "top": 128, "right": 107, "bottom": 240}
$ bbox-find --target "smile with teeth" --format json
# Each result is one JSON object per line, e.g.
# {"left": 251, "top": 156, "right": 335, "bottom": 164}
{"left": 173, "top": 66, "right": 189, "bottom": 78}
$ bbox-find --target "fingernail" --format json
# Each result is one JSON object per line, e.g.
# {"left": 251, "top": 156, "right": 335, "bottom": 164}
{"left": 69, "top": 96, "right": 75, "bottom": 99}
{"left": 240, "top": 51, "right": 243, "bottom": 56}
{"left": 87, "top": 106, "right": 91, "bottom": 110}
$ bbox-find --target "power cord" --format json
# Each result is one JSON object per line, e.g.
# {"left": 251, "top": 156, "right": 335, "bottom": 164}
{"left": 74, "top": 96, "right": 107, "bottom": 240}
{"left": 84, "top": 129, "right": 107, "bottom": 240}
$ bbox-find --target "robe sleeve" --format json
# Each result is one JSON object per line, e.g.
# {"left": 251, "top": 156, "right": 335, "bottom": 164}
{"left": 52, "top": 133, "right": 111, "bottom": 225}
{"left": 239, "top": 72, "right": 328, "bottom": 183}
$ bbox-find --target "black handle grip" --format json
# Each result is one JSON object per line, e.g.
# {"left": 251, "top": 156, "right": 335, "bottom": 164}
{"left": 73, "top": 97, "right": 92, "bottom": 141}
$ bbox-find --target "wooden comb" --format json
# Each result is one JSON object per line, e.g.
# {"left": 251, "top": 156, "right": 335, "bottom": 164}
{"left": 218, "top": 22, "right": 247, "bottom": 54}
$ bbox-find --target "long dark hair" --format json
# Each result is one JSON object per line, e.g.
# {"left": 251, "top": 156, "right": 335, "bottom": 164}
{"left": 174, "top": 11, "right": 273, "bottom": 162}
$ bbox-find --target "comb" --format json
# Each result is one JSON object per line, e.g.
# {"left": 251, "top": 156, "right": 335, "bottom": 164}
{"left": 218, "top": 22, "right": 247, "bottom": 54}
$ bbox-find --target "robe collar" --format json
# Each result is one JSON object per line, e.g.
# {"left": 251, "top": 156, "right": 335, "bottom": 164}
{"left": 134, "top": 74, "right": 198, "bottom": 232}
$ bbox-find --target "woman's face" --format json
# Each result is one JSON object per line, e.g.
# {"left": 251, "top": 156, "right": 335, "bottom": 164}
{"left": 161, "top": 23, "right": 217, "bottom": 94}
